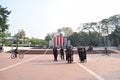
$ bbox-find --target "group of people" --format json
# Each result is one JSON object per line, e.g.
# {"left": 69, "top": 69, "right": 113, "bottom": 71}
{"left": 53, "top": 46, "right": 65, "bottom": 61}
{"left": 53, "top": 46, "right": 87, "bottom": 63}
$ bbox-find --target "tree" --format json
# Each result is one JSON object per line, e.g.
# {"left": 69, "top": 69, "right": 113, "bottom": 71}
{"left": 109, "top": 15, "right": 120, "bottom": 26}
{"left": 39, "top": 39, "right": 47, "bottom": 46}
{"left": 78, "top": 31, "right": 89, "bottom": 46}
{"left": 0, "top": 5, "right": 11, "bottom": 44}
{"left": 62, "top": 27, "right": 73, "bottom": 37}
{"left": 81, "top": 22, "right": 98, "bottom": 32}
{"left": 100, "top": 15, "right": 120, "bottom": 46}
{"left": 29, "top": 37, "right": 47, "bottom": 47}
{"left": 2, "top": 31, "right": 11, "bottom": 45}
{"left": 79, "top": 22, "right": 99, "bottom": 46}
{"left": 45, "top": 32, "right": 55, "bottom": 41}
{"left": 14, "top": 29, "right": 26, "bottom": 45}
{"left": 100, "top": 19, "right": 109, "bottom": 36}
{"left": 109, "top": 27, "right": 120, "bottom": 46}
{"left": 67, "top": 32, "right": 81, "bottom": 47}
{"left": 108, "top": 15, "right": 120, "bottom": 46}
{"left": 57, "top": 27, "right": 73, "bottom": 37}
{"left": 30, "top": 37, "right": 40, "bottom": 46}
{"left": 15, "top": 29, "right": 26, "bottom": 39}
{"left": 67, "top": 31, "right": 99, "bottom": 47}
{"left": 77, "top": 15, "right": 120, "bottom": 47}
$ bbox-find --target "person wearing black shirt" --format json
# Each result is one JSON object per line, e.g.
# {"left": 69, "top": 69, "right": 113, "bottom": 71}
{"left": 66, "top": 46, "right": 73, "bottom": 63}
{"left": 14, "top": 47, "right": 18, "bottom": 57}
{"left": 60, "top": 47, "right": 64, "bottom": 60}
{"left": 78, "top": 46, "right": 86, "bottom": 63}
{"left": 53, "top": 47, "right": 58, "bottom": 61}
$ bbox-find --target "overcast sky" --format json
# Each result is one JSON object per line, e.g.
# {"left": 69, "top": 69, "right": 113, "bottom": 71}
{"left": 1, "top": 0, "right": 120, "bottom": 39}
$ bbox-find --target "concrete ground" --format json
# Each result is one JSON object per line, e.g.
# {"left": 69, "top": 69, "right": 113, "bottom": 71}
{"left": 0, "top": 51, "right": 120, "bottom": 80}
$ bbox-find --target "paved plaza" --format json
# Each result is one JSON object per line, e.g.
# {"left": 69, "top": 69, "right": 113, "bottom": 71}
{"left": 0, "top": 50, "right": 120, "bottom": 80}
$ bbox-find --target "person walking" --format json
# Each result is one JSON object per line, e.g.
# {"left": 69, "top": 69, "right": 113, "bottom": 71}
{"left": 83, "top": 48, "right": 87, "bottom": 62}
{"left": 65, "top": 47, "right": 68, "bottom": 61}
{"left": 77, "top": 46, "right": 84, "bottom": 63}
{"left": 53, "top": 47, "right": 58, "bottom": 61}
{"left": 60, "top": 47, "right": 64, "bottom": 60}
{"left": 66, "top": 46, "right": 73, "bottom": 63}
{"left": 0, "top": 45, "right": 3, "bottom": 53}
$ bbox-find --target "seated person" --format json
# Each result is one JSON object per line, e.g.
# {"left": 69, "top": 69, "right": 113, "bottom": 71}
{"left": 14, "top": 47, "right": 18, "bottom": 57}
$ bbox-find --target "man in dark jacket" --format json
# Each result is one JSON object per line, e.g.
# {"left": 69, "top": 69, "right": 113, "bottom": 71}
{"left": 53, "top": 47, "right": 58, "bottom": 61}
{"left": 78, "top": 46, "right": 87, "bottom": 63}
{"left": 60, "top": 47, "right": 64, "bottom": 60}
{"left": 14, "top": 47, "right": 18, "bottom": 57}
{"left": 83, "top": 48, "right": 87, "bottom": 62}
{"left": 66, "top": 46, "right": 73, "bottom": 63}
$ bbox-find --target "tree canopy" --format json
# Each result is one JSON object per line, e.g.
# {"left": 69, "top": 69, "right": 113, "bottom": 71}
{"left": 0, "top": 5, "right": 11, "bottom": 44}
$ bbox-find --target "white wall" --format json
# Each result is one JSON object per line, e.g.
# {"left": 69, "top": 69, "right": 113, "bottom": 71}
{"left": 3, "top": 47, "right": 32, "bottom": 52}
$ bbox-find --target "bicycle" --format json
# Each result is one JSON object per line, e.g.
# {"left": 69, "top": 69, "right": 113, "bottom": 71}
{"left": 11, "top": 50, "right": 24, "bottom": 59}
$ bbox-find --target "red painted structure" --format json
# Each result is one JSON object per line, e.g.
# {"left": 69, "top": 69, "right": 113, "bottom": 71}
{"left": 54, "top": 36, "right": 57, "bottom": 46}
{"left": 54, "top": 34, "right": 64, "bottom": 47}
{"left": 60, "top": 34, "right": 63, "bottom": 47}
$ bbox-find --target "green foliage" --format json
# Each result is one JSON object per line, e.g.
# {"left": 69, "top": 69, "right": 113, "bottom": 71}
{"left": 76, "top": 14, "right": 120, "bottom": 46}
{"left": 100, "top": 15, "right": 120, "bottom": 46}
{"left": 109, "top": 25, "right": 120, "bottom": 46}
{"left": 67, "top": 31, "right": 99, "bottom": 47}
{"left": 13, "top": 29, "right": 26, "bottom": 46}
{"left": 45, "top": 33, "right": 54, "bottom": 42}
{"left": 30, "top": 38, "right": 47, "bottom": 46}
{"left": 0, "top": 5, "right": 11, "bottom": 44}
{"left": 78, "top": 32, "right": 89, "bottom": 46}
{"left": 14, "top": 29, "right": 26, "bottom": 39}
{"left": 57, "top": 27, "right": 73, "bottom": 37}
{"left": 0, "top": 5, "right": 11, "bottom": 32}
{"left": 30, "top": 38, "right": 40, "bottom": 46}
{"left": 39, "top": 39, "right": 48, "bottom": 45}
{"left": 67, "top": 32, "right": 81, "bottom": 46}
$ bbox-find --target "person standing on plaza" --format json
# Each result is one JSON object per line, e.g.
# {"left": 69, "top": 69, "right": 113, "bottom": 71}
{"left": 53, "top": 47, "right": 58, "bottom": 61}
{"left": 60, "top": 47, "right": 64, "bottom": 60}
{"left": 77, "top": 46, "right": 84, "bottom": 62}
{"left": 83, "top": 48, "right": 87, "bottom": 62}
{"left": 0, "top": 45, "right": 4, "bottom": 53}
{"left": 67, "top": 46, "right": 73, "bottom": 63}
{"left": 65, "top": 47, "right": 68, "bottom": 61}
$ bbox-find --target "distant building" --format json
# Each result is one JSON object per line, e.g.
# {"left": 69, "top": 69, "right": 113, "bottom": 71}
{"left": 6, "top": 36, "right": 16, "bottom": 40}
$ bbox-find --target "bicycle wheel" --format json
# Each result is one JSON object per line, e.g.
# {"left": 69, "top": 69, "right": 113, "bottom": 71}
{"left": 19, "top": 53, "right": 24, "bottom": 59}
{"left": 11, "top": 53, "right": 16, "bottom": 59}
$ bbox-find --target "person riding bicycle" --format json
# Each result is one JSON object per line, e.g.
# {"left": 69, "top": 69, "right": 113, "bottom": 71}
{"left": 14, "top": 47, "right": 18, "bottom": 57}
